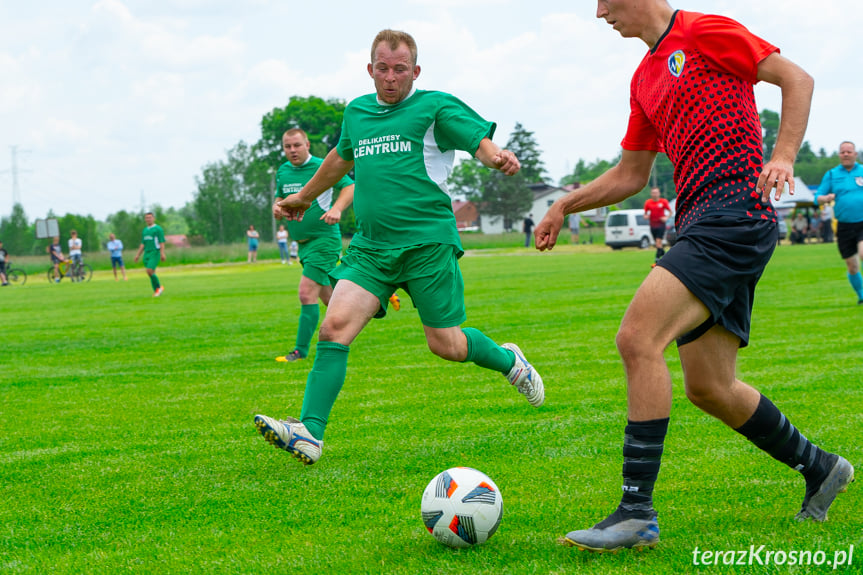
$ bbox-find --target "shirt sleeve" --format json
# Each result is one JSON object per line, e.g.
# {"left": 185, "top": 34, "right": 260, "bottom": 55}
{"left": 433, "top": 93, "right": 495, "bottom": 156}
{"left": 622, "top": 85, "right": 664, "bottom": 152}
{"left": 815, "top": 169, "right": 833, "bottom": 201}
{"left": 689, "top": 13, "right": 778, "bottom": 84}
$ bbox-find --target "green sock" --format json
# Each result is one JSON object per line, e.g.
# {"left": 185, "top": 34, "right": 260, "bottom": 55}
{"left": 149, "top": 274, "right": 160, "bottom": 290}
{"left": 462, "top": 327, "right": 515, "bottom": 373}
{"left": 300, "top": 341, "right": 349, "bottom": 440}
{"left": 295, "top": 304, "right": 320, "bottom": 357}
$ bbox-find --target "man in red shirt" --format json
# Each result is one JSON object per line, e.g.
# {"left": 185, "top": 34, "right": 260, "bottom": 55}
{"left": 535, "top": 0, "right": 852, "bottom": 552}
{"left": 643, "top": 187, "right": 672, "bottom": 262}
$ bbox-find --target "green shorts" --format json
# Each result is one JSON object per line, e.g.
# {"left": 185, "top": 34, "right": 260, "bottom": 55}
{"left": 299, "top": 236, "right": 342, "bottom": 287}
{"left": 331, "top": 242, "right": 466, "bottom": 327}
{"left": 143, "top": 251, "right": 161, "bottom": 270}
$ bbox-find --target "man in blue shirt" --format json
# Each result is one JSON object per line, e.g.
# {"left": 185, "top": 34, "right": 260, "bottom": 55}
{"left": 106, "top": 233, "right": 127, "bottom": 281}
{"left": 815, "top": 141, "right": 863, "bottom": 304}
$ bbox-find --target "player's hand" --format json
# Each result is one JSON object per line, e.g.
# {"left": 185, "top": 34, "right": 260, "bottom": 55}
{"left": 277, "top": 194, "right": 312, "bottom": 222}
{"left": 493, "top": 149, "right": 520, "bottom": 176}
{"left": 757, "top": 159, "right": 795, "bottom": 203}
{"left": 272, "top": 201, "right": 285, "bottom": 220}
{"left": 534, "top": 208, "right": 565, "bottom": 251}
{"left": 321, "top": 208, "right": 342, "bottom": 225}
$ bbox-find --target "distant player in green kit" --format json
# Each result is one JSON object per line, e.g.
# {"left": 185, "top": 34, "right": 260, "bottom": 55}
{"left": 134, "top": 212, "right": 166, "bottom": 297}
{"left": 274, "top": 128, "right": 355, "bottom": 362}
{"left": 254, "top": 29, "right": 544, "bottom": 465}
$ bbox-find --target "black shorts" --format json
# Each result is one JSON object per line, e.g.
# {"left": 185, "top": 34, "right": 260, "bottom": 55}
{"left": 836, "top": 221, "right": 863, "bottom": 259}
{"left": 657, "top": 216, "right": 777, "bottom": 348}
{"left": 650, "top": 224, "right": 666, "bottom": 241}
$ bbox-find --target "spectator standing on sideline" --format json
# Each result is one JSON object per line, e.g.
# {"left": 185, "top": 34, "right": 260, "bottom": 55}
{"left": 134, "top": 212, "right": 166, "bottom": 297}
{"left": 247, "top": 225, "right": 260, "bottom": 263}
{"left": 814, "top": 140, "right": 863, "bottom": 303}
{"left": 255, "top": 29, "right": 544, "bottom": 466}
{"left": 272, "top": 127, "right": 355, "bottom": 363}
{"left": 569, "top": 212, "right": 581, "bottom": 244}
{"left": 535, "top": 0, "right": 851, "bottom": 552}
{"left": 106, "top": 233, "right": 127, "bottom": 281}
{"left": 277, "top": 224, "right": 290, "bottom": 264}
{"left": 644, "top": 187, "right": 672, "bottom": 262}
{"left": 820, "top": 202, "right": 834, "bottom": 243}
{"left": 68, "top": 230, "right": 83, "bottom": 267}
{"left": 523, "top": 214, "right": 535, "bottom": 247}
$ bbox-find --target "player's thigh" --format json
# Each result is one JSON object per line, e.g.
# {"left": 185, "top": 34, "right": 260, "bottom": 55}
{"left": 678, "top": 323, "right": 739, "bottom": 394}
{"left": 619, "top": 266, "right": 710, "bottom": 351}
{"left": 319, "top": 279, "right": 380, "bottom": 345}
{"left": 404, "top": 246, "right": 466, "bottom": 329}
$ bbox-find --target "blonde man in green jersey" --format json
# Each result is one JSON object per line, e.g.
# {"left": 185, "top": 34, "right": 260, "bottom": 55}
{"left": 274, "top": 128, "right": 355, "bottom": 362}
{"left": 133, "top": 212, "right": 166, "bottom": 297}
{"left": 255, "top": 29, "right": 544, "bottom": 465}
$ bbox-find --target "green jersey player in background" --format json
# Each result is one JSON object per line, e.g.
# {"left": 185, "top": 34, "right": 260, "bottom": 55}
{"left": 254, "top": 29, "right": 544, "bottom": 465}
{"left": 133, "top": 212, "right": 166, "bottom": 297}
{"left": 273, "top": 127, "right": 355, "bottom": 362}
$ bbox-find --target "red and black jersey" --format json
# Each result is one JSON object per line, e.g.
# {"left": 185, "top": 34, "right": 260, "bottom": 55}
{"left": 622, "top": 10, "right": 779, "bottom": 234}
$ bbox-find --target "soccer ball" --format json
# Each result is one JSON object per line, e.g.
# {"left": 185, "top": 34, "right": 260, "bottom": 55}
{"left": 420, "top": 467, "right": 503, "bottom": 548}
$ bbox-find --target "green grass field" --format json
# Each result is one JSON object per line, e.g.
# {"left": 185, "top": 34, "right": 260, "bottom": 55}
{"left": 2, "top": 243, "right": 860, "bottom": 574}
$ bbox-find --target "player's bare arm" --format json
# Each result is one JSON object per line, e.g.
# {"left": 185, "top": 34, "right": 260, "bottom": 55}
{"left": 321, "top": 184, "right": 355, "bottom": 225}
{"left": 277, "top": 148, "right": 354, "bottom": 221}
{"left": 755, "top": 52, "right": 814, "bottom": 202}
{"left": 535, "top": 149, "right": 656, "bottom": 251}
{"left": 474, "top": 138, "right": 520, "bottom": 176}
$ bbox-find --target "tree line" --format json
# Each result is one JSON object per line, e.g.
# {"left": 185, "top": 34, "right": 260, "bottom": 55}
{"left": 0, "top": 102, "right": 853, "bottom": 255}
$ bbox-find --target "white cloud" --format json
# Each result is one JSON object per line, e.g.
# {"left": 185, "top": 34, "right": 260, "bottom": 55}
{"left": 0, "top": 1, "right": 860, "bottom": 220}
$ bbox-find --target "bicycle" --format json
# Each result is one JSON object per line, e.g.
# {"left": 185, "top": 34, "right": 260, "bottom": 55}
{"left": 47, "top": 259, "right": 93, "bottom": 283}
{"left": 4, "top": 265, "right": 27, "bottom": 285}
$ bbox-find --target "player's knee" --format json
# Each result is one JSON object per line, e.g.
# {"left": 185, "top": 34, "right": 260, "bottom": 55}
{"left": 615, "top": 324, "right": 652, "bottom": 363}
{"left": 427, "top": 338, "right": 465, "bottom": 362}
{"left": 684, "top": 382, "right": 722, "bottom": 412}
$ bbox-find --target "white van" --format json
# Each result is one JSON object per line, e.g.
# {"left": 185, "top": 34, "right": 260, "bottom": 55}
{"left": 604, "top": 209, "right": 652, "bottom": 250}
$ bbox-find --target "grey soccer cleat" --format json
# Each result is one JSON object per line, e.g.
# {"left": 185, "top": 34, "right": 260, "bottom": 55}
{"left": 502, "top": 343, "right": 545, "bottom": 407}
{"left": 796, "top": 455, "right": 854, "bottom": 522}
{"left": 254, "top": 414, "right": 323, "bottom": 465}
{"left": 561, "top": 511, "right": 659, "bottom": 552}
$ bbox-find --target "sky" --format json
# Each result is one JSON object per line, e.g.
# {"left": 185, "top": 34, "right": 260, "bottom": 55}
{"left": 1, "top": 0, "right": 861, "bottom": 222}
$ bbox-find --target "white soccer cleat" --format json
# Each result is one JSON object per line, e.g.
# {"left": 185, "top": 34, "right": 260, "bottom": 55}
{"left": 254, "top": 414, "right": 323, "bottom": 465}
{"left": 502, "top": 343, "right": 544, "bottom": 407}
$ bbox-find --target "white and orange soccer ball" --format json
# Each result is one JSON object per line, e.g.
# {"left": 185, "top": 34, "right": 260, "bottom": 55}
{"left": 420, "top": 467, "right": 503, "bottom": 548}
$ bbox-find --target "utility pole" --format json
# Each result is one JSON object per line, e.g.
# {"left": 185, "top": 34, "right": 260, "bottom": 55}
{"left": 1, "top": 145, "right": 32, "bottom": 211}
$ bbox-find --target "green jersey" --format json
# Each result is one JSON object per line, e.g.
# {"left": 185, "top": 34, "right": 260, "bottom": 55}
{"left": 141, "top": 224, "right": 165, "bottom": 252}
{"left": 336, "top": 89, "right": 494, "bottom": 252}
{"left": 275, "top": 155, "right": 353, "bottom": 242}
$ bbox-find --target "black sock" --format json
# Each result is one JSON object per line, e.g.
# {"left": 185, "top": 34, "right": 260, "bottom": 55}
{"left": 735, "top": 394, "right": 834, "bottom": 492}
{"left": 614, "top": 418, "right": 669, "bottom": 520}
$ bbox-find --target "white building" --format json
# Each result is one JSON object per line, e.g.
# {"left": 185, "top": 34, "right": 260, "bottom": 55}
{"left": 479, "top": 183, "right": 607, "bottom": 234}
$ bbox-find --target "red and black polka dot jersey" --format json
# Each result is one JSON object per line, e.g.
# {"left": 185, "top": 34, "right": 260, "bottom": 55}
{"left": 622, "top": 10, "right": 779, "bottom": 234}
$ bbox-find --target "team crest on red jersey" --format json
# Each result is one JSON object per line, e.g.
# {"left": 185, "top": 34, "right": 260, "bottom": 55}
{"left": 668, "top": 50, "right": 686, "bottom": 78}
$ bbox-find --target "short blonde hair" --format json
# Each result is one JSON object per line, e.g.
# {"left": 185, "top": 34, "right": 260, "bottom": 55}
{"left": 283, "top": 128, "right": 309, "bottom": 141}
{"left": 371, "top": 29, "right": 417, "bottom": 66}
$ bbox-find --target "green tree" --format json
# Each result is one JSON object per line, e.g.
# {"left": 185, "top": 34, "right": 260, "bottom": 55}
{"left": 506, "top": 122, "right": 547, "bottom": 184}
{"left": 188, "top": 142, "right": 273, "bottom": 244}
{"left": 0, "top": 203, "right": 34, "bottom": 255}
{"left": 760, "top": 108, "right": 780, "bottom": 159}
{"left": 259, "top": 95, "right": 347, "bottom": 166}
{"left": 447, "top": 123, "right": 538, "bottom": 230}
{"left": 55, "top": 213, "right": 99, "bottom": 254}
